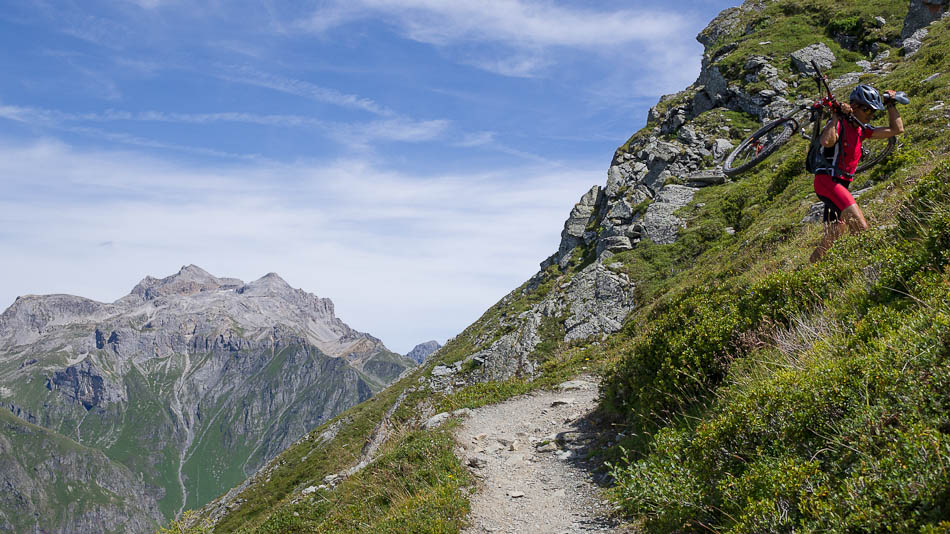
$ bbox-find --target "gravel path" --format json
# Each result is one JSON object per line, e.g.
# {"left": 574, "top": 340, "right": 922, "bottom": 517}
{"left": 454, "top": 377, "right": 623, "bottom": 534}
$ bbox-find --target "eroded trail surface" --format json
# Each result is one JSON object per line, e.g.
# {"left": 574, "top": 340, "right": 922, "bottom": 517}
{"left": 456, "top": 377, "right": 623, "bottom": 534}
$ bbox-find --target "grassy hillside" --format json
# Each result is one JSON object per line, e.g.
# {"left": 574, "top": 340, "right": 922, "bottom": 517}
{"left": 601, "top": 3, "right": 950, "bottom": 531}
{"left": 173, "top": 1, "right": 950, "bottom": 532}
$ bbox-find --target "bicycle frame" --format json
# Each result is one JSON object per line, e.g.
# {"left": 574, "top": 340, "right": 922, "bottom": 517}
{"left": 721, "top": 58, "right": 897, "bottom": 177}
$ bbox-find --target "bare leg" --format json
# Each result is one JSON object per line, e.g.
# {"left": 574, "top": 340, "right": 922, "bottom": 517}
{"left": 809, "top": 203, "right": 868, "bottom": 263}
{"left": 840, "top": 203, "right": 869, "bottom": 233}
{"left": 810, "top": 220, "right": 846, "bottom": 263}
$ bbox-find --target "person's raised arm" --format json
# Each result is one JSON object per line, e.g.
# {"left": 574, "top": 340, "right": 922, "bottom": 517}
{"left": 872, "top": 90, "right": 905, "bottom": 139}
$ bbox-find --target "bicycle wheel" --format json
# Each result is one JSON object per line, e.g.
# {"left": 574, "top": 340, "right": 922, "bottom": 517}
{"left": 854, "top": 136, "right": 897, "bottom": 174}
{"left": 722, "top": 117, "right": 798, "bottom": 177}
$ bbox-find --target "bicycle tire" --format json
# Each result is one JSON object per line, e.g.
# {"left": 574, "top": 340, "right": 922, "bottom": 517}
{"left": 722, "top": 117, "right": 798, "bottom": 177}
{"left": 854, "top": 136, "right": 897, "bottom": 174}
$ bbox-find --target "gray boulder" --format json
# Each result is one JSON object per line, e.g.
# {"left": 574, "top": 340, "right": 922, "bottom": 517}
{"left": 641, "top": 185, "right": 698, "bottom": 245}
{"left": 600, "top": 236, "right": 633, "bottom": 253}
{"left": 745, "top": 56, "right": 779, "bottom": 82}
{"left": 828, "top": 72, "right": 863, "bottom": 91}
{"left": 606, "top": 161, "right": 647, "bottom": 198}
{"left": 711, "top": 139, "right": 734, "bottom": 160}
{"left": 562, "top": 262, "right": 636, "bottom": 341}
{"left": 766, "top": 76, "right": 789, "bottom": 93}
{"left": 606, "top": 198, "right": 634, "bottom": 221}
{"left": 686, "top": 169, "right": 726, "bottom": 187}
{"left": 903, "top": 28, "right": 929, "bottom": 57}
{"left": 678, "top": 125, "right": 704, "bottom": 147}
{"left": 790, "top": 43, "right": 836, "bottom": 75}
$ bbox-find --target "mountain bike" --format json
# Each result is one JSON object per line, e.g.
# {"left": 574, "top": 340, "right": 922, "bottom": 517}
{"left": 722, "top": 59, "right": 903, "bottom": 177}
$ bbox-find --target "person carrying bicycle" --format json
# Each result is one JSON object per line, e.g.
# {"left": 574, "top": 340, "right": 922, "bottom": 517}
{"left": 809, "top": 84, "right": 905, "bottom": 263}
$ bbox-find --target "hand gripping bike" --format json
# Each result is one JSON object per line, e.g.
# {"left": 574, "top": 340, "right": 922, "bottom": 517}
{"left": 722, "top": 59, "right": 906, "bottom": 177}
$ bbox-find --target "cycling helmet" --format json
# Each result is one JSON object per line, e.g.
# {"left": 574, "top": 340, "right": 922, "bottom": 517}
{"left": 850, "top": 84, "right": 885, "bottom": 110}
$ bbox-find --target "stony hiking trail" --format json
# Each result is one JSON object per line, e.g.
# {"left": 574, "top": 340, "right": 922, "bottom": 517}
{"left": 454, "top": 377, "right": 627, "bottom": 534}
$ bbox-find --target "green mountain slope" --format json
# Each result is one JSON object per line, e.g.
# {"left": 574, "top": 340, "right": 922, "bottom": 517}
{"left": 0, "top": 408, "right": 165, "bottom": 533}
{"left": 179, "top": 1, "right": 950, "bottom": 532}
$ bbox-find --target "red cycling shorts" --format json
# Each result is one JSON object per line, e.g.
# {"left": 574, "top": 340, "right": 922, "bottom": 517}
{"left": 814, "top": 173, "right": 855, "bottom": 223}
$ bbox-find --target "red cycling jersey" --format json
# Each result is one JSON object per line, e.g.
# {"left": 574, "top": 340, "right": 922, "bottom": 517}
{"left": 813, "top": 120, "right": 875, "bottom": 222}
{"left": 825, "top": 120, "right": 875, "bottom": 179}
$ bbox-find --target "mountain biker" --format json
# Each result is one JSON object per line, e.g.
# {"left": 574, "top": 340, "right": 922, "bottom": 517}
{"left": 809, "top": 84, "right": 905, "bottom": 263}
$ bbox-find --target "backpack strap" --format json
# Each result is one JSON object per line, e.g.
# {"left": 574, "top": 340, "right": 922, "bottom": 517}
{"left": 821, "top": 120, "right": 853, "bottom": 179}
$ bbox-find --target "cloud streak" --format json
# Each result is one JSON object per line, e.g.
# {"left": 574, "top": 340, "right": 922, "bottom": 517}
{"left": 297, "top": 0, "right": 702, "bottom": 85}
{"left": 213, "top": 64, "right": 393, "bottom": 116}
{"left": 0, "top": 104, "right": 452, "bottom": 154}
{"left": 302, "top": 0, "right": 690, "bottom": 48}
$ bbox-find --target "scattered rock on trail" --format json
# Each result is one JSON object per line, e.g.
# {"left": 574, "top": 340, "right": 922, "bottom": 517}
{"left": 455, "top": 377, "right": 624, "bottom": 534}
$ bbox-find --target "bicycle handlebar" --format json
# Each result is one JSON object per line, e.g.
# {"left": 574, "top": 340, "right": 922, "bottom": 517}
{"left": 807, "top": 59, "right": 876, "bottom": 130}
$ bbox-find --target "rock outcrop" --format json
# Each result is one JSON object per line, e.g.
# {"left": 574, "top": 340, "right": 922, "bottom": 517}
{"left": 903, "top": 0, "right": 949, "bottom": 39}
{"left": 902, "top": 3, "right": 949, "bottom": 56}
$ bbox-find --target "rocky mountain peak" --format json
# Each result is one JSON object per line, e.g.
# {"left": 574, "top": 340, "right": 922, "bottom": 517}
{"left": 237, "top": 272, "right": 294, "bottom": 297}
{"left": 0, "top": 293, "right": 109, "bottom": 346}
{"left": 128, "top": 264, "right": 243, "bottom": 302}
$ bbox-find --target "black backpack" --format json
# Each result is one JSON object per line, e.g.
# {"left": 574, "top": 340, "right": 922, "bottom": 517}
{"left": 805, "top": 118, "right": 850, "bottom": 178}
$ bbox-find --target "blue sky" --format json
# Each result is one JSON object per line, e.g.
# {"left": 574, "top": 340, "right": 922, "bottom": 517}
{"left": 0, "top": 0, "right": 736, "bottom": 354}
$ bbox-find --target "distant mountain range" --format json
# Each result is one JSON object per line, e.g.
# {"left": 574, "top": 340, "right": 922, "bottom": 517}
{"left": 0, "top": 265, "right": 416, "bottom": 533}
{"left": 406, "top": 340, "right": 442, "bottom": 364}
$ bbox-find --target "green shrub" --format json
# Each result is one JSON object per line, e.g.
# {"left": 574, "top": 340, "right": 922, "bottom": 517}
{"left": 607, "top": 160, "right": 950, "bottom": 533}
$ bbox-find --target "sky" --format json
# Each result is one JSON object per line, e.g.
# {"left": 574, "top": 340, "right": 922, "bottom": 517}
{"left": 0, "top": 0, "right": 737, "bottom": 354}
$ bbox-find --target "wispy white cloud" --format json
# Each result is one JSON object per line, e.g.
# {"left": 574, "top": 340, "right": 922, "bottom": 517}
{"left": 213, "top": 64, "right": 393, "bottom": 116}
{"left": 32, "top": 2, "right": 131, "bottom": 49}
{"left": 0, "top": 104, "right": 451, "bottom": 154}
{"left": 208, "top": 40, "right": 268, "bottom": 60}
{"left": 125, "top": 0, "right": 169, "bottom": 9}
{"left": 74, "top": 66, "right": 123, "bottom": 101}
{"left": 302, "top": 0, "right": 689, "bottom": 48}
{"left": 297, "top": 0, "right": 699, "bottom": 82}
{"left": 455, "top": 131, "right": 495, "bottom": 148}
{"left": 467, "top": 53, "right": 549, "bottom": 78}
{"left": 113, "top": 57, "right": 164, "bottom": 76}
{"left": 0, "top": 139, "right": 600, "bottom": 353}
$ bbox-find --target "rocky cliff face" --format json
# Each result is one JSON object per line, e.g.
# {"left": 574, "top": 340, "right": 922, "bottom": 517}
{"left": 0, "top": 409, "right": 165, "bottom": 534}
{"left": 0, "top": 265, "right": 415, "bottom": 533}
